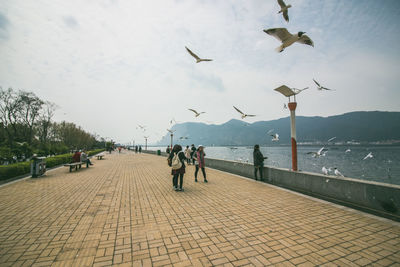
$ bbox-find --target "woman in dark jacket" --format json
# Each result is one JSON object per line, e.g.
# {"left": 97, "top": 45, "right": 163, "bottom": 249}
{"left": 253, "top": 144, "right": 267, "bottom": 181}
{"left": 168, "top": 144, "right": 187, "bottom": 191}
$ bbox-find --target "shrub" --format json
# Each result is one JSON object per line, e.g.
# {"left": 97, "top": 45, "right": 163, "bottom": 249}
{"left": 0, "top": 161, "right": 31, "bottom": 181}
{"left": 0, "top": 149, "right": 105, "bottom": 181}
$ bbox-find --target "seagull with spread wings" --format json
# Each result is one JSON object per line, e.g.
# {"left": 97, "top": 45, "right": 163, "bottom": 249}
{"left": 233, "top": 106, "right": 256, "bottom": 119}
{"left": 277, "top": 0, "right": 291, "bottom": 22}
{"left": 271, "top": 133, "right": 280, "bottom": 142}
{"left": 185, "top": 46, "right": 213, "bottom": 63}
{"left": 292, "top": 87, "right": 309, "bottom": 95}
{"left": 363, "top": 152, "right": 373, "bottom": 160}
{"left": 307, "top": 147, "right": 328, "bottom": 158}
{"left": 264, "top": 28, "right": 314, "bottom": 52}
{"left": 188, "top": 108, "right": 205, "bottom": 117}
{"left": 313, "top": 79, "right": 334, "bottom": 91}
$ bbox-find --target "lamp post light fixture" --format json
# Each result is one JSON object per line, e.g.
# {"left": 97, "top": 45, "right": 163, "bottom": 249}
{"left": 274, "top": 85, "right": 307, "bottom": 171}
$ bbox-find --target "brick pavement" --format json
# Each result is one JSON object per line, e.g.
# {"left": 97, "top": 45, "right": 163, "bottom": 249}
{"left": 0, "top": 152, "right": 399, "bottom": 266}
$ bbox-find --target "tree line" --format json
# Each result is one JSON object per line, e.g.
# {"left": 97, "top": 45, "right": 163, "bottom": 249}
{"left": 0, "top": 87, "right": 106, "bottom": 164}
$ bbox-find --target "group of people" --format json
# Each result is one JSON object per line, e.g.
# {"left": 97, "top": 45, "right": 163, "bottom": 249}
{"left": 167, "top": 144, "right": 207, "bottom": 191}
{"left": 165, "top": 143, "right": 268, "bottom": 191}
{"left": 72, "top": 150, "right": 93, "bottom": 167}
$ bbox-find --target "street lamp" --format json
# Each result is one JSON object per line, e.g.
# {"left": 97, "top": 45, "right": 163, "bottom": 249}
{"left": 144, "top": 136, "right": 149, "bottom": 150}
{"left": 274, "top": 85, "right": 307, "bottom": 171}
{"left": 167, "top": 129, "right": 175, "bottom": 149}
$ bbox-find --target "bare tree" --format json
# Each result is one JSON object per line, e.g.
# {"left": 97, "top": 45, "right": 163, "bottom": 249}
{"left": 18, "top": 91, "right": 44, "bottom": 145}
{"left": 37, "top": 101, "right": 57, "bottom": 144}
{"left": 0, "top": 87, "right": 23, "bottom": 145}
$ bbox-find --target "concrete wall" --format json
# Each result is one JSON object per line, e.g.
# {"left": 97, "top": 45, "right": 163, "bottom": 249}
{"left": 143, "top": 150, "right": 400, "bottom": 221}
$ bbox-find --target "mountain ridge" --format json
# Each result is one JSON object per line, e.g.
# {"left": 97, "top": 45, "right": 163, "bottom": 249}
{"left": 156, "top": 111, "right": 400, "bottom": 146}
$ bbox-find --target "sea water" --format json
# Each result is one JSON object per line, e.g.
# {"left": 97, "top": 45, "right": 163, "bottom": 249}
{"left": 149, "top": 145, "right": 400, "bottom": 185}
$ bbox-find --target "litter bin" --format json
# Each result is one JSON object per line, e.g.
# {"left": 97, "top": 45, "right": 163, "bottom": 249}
{"left": 31, "top": 156, "right": 46, "bottom": 178}
{"left": 157, "top": 150, "right": 161, "bottom": 156}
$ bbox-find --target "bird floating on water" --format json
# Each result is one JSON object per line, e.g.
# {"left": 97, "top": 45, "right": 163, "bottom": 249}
{"left": 363, "top": 152, "right": 373, "bottom": 160}
{"left": 233, "top": 106, "right": 256, "bottom": 119}
{"left": 313, "top": 79, "right": 334, "bottom": 91}
{"left": 277, "top": 0, "right": 291, "bottom": 22}
{"left": 188, "top": 108, "right": 205, "bottom": 117}
{"left": 334, "top": 168, "right": 344, "bottom": 177}
{"left": 263, "top": 28, "right": 314, "bottom": 52}
{"left": 185, "top": 46, "right": 213, "bottom": 63}
{"left": 307, "top": 147, "right": 328, "bottom": 158}
{"left": 271, "top": 133, "right": 279, "bottom": 142}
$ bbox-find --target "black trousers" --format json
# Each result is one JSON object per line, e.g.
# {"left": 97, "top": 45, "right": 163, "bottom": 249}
{"left": 173, "top": 173, "right": 184, "bottom": 189}
{"left": 195, "top": 166, "right": 206, "bottom": 179}
{"left": 254, "top": 165, "right": 263, "bottom": 180}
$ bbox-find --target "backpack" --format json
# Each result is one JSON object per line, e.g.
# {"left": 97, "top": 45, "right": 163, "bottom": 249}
{"left": 171, "top": 152, "right": 182, "bottom": 170}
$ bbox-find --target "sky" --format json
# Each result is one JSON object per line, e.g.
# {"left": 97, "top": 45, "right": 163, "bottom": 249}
{"left": 0, "top": 0, "right": 400, "bottom": 145}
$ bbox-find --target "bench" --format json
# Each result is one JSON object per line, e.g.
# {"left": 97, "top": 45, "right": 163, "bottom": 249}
{"left": 96, "top": 154, "right": 104, "bottom": 160}
{"left": 64, "top": 161, "right": 89, "bottom": 172}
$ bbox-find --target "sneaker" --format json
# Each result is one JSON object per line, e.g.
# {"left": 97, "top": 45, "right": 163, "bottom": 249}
{"left": 173, "top": 186, "right": 177, "bottom": 191}
{"left": 195, "top": 179, "right": 198, "bottom": 182}
{"left": 179, "top": 188, "right": 184, "bottom": 191}
{"left": 204, "top": 179, "right": 208, "bottom": 183}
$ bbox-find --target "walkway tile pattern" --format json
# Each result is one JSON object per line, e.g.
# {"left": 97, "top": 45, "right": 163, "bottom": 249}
{"left": 0, "top": 152, "right": 399, "bottom": 266}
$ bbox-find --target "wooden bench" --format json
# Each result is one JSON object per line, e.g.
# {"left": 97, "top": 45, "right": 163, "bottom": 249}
{"left": 64, "top": 161, "right": 89, "bottom": 172}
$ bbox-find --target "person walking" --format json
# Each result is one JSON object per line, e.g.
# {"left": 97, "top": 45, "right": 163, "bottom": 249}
{"left": 253, "top": 144, "right": 267, "bottom": 181}
{"left": 190, "top": 144, "right": 196, "bottom": 164}
{"left": 184, "top": 145, "right": 191, "bottom": 165}
{"left": 139, "top": 146, "right": 142, "bottom": 153}
{"left": 166, "top": 145, "right": 171, "bottom": 154}
{"left": 168, "top": 144, "right": 187, "bottom": 191}
{"left": 194, "top": 145, "right": 207, "bottom": 183}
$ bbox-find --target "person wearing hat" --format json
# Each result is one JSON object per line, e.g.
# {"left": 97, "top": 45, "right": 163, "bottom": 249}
{"left": 253, "top": 144, "right": 267, "bottom": 180}
{"left": 194, "top": 145, "right": 207, "bottom": 183}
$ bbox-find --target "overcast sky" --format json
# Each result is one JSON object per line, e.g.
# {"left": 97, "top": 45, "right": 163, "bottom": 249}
{"left": 1, "top": 0, "right": 399, "bottom": 144}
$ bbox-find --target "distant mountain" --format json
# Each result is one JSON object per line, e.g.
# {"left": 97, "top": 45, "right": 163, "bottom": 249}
{"left": 156, "top": 111, "right": 400, "bottom": 146}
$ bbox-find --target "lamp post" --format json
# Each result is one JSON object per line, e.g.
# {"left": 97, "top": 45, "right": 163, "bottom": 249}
{"left": 170, "top": 133, "right": 173, "bottom": 149}
{"left": 144, "top": 136, "right": 148, "bottom": 150}
{"left": 274, "top": 85, "right": 307, "bottom": 171}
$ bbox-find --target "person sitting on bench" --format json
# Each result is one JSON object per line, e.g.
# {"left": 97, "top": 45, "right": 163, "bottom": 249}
{"left": 80, "top": 150, "right": 93, "bottom": 166}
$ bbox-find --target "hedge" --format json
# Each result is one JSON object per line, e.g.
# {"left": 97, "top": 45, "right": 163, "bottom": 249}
{"left": 0, "top": 149, "right": 105, "bottom": 181}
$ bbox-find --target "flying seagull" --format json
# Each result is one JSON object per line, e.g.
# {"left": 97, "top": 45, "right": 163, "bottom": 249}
{"left": 263, "top": 28, "right": 314, "bottom": 52}
{"left": 363, "top": 152, "right": 373, "bottom": 160}
{"left": 345, "top": 149, "right": 351, "bottom": 153}
{"left": 307, "top": 147, "right": 328, "bottom": 158}
{"left": 292, "top": 87, "right": 309, "bottom": 95}
{"left": 277, "top": 0, "right": 291, "bottom": 22}
{"left": 313, "top": 79, "right": 334, "bottom": 91}
{"left": 271, "top": 133, "right": 279, "bottom": 142}
{"left": 166, "top": 129, "right": 175, "bottom": 134}
{"left": 185, "top": 46, "right": 213, "bottom": 63}
{"left": 334, "top": 168, "right": 344, "bottom": 177}
{"left": 233, "top": 106, "right": 256, "bottom": 119}
{"left": 188, "top": 108, "right": 205, "bottom": 117}
{"left": 137, "top": 125, "right": 146, "bottom": 131}
{"left": 328, "top": 137, "right": 336, "bottom": 142}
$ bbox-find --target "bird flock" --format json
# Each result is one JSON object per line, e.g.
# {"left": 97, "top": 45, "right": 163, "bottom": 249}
{"left": 135, "top": 1, "right": 364, "bottom": 177}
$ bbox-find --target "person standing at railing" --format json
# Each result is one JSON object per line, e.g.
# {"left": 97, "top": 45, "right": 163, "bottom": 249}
{"left": 253, "top": 144, "right": 267, "bottom": 181}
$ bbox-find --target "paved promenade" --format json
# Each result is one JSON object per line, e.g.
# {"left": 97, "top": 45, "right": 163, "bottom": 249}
{"left": 0, "top": 152, "right": 399, "bottom": 267}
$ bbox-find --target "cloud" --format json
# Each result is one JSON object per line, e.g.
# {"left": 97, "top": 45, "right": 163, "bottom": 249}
{"left": 0, "top": 12, "right": 10, "bottom": 40}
